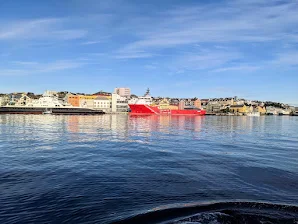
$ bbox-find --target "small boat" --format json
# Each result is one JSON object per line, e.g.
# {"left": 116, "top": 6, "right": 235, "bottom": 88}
{"left": 43, "top": 108, "right": 52, "bottom": 114}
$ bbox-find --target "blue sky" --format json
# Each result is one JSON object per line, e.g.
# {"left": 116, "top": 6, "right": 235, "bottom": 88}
{"left": 0, "top": 0, "right": 298, "bottom": 105}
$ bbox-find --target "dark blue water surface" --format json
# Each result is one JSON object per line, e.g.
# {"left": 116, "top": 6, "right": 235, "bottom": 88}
{"left": 0, "top": 115, "right": 298, "bottom": 223}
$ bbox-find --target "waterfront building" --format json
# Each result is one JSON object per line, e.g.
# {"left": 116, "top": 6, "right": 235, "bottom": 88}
{"left": 68, "top": 94, "right": 97, "bottom": 108}
{"left": 68, "top": 95, "right": 80, "bottom": 107}
{"left": 266, "top": 106, "right": 279, "bottom": 115}
{"left": 79, "top": 95, "right": 97, "bottom": 108}
{"left": 0, "top": 95, "right": 9, "bottom": 106}
{"left": 159, "top": 99, "right": 170, "bottom": 109}
{"left": 15, "top": 94, "right": 33, "bottom": 106}
{"left": 230, "top": 105, "right": 248, "bottom": 114}
{"left": 7, "top": 92, "right": 24, "bottom": 105}
{"left": 94, "top": 96, "right": 111, "bottom": 113}
{"left": 112, "top": 93, "right": 129, "bottom": 113}
{"left": 193, "top": 99, "right": 202, "bottom": 109}
{"left": 247, "top": 105, "right": 253, "bottom": 113}
{"left": 254, "top": 106, "right": 266, "bottom": 115}
{"left": 201, "top": 99, "right": 209, "bottom": 110}
{"left": 206, "top": 102, "right": 221, "bottom": 113}
{"left": 114, "top": 87, "right": 131, "bottom": 98}
{"left": 183, "top": 99, "right": 202, "bottom": 109}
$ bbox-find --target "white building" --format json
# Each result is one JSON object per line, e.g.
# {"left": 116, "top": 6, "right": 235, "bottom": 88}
{"left": 114, "top": 87, "right": 131, "bottom": 98}
{"left": 15, "top": 94, "right": 32, "bottom": 106}
{"left": 0, "top": 96, "right": 9, "bottom": 106}
{"left": 94, "top": 96, "right": 111, "bottom": 113}
{"left": 112, "top": 93, "right": 129, "bottom": 113}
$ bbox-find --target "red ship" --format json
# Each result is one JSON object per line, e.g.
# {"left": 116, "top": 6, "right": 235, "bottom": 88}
{"left": 128, "top": 89, "right": 206, "bottom": 116}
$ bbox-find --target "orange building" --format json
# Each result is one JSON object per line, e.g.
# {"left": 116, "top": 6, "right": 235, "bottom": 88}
{"left": 68, "top": 95, "right": 80, "bottom": 107}
{"left": 193, "top": 99, "right": 202, "bottom": 109}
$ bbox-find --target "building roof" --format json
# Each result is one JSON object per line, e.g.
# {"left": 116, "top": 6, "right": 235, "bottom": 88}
{"left": 230, "top": 105, "right": 245, "bottom": 108}
{"left": 94, "top": 96, "right": 109, "bottom": 100}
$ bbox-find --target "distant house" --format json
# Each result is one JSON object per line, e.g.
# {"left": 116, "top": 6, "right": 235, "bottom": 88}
{"left": 209, "top": 97, "right": 235, "bottom": 106}
{"left": 15, "top": 94, "right": 32, "bottom": 106}
{"left": 94, "top": 96, "right": 111, "bottom": 113}
{"left": 68, "top": 95, "right": 80, "bottom": 107}
{"left": 159, "top": 98, "right": 170, "bottom": 109}
{"left": 266, "top": 106, "right": 279, "bottom": 115}
{"left": 183, "top": 99, "right": 202, "bottom": 109}
{"left": 206, "top": 102, "right": 221, "bottom": 113}
{"left": 67, "top": 94, "right": 98, "bottom": 108}
{"left": 247, "top": 105, "right": 253, "bottom": 113}
{"left": 230, "top": 105, "right": 247, "bottom": 114}
{"left": 0, "top": 95, "right": 9, "bottom": 106}
{"left": 79, "top": 95, "right": 97, "bottom": 109}
{"left": 254, "top": 106, "right": 266, "bottom": 114}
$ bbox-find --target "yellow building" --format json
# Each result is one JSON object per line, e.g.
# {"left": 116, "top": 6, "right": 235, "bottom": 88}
{"left": 159, "top": 99, "right": 170, "bottom": 109}
{"left": 230, "top": 105, "right": 248, "bottom": 114}
{"left": 168, "top": 105, "right": 178, "bottom": 110}
{"left": 79, "top": 95, "right": 97, "bottom": 108}
{"left": 256, "top": 106, "right": 266, "bottom": 114}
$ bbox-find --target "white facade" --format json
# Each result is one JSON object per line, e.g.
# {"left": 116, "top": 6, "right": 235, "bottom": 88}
{"left": 94, "top": 97, "right": 111, "bottom": 112}
{"left": 80, "top": 99, "right": 94, "bottom": 109}
{"left": 15, "top": 95, "right": 32, "bottom": 106}
{"left": 112, "top": 93, "right": 128, "bottom": 113}
{"left": 114, "top": 87, "right": 131, "bottom": 98}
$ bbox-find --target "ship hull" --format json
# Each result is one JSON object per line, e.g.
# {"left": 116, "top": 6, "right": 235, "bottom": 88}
{"left": 129, "top": 104, "right": 206, "bottom": 116}
{"left": 0, "top": 107, "right": 104, "bottom": 115}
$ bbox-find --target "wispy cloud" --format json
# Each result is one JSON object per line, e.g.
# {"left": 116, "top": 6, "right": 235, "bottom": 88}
{"left": 273, "top": 51, "right": 298, "bottom": 66}
{"left": 117, "top": 0, "right": 298, "bottom": 58}
{"left": 114, "top": 50, "right": 154, "bottom": 59}
{"left": 0, "top": 60, "right": 85, "bottom": 76}
{"left": 0, "top": 18, "right": 87, "bottom": 41}
{"left": 81, "top": 36, "right": 110, "bottom": 45}
{"left": 81, "top": 41, "right": 103, "bottom": 45}
{"left": 167, "top": 49, "right": 242, "bottom": 73}
{"left": 212, "top": 65, "right": 260, "bottom": 73}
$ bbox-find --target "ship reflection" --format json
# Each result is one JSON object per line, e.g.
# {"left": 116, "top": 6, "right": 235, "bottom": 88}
{"left": 128, "top": 114, "right": 204, "bottom": 134}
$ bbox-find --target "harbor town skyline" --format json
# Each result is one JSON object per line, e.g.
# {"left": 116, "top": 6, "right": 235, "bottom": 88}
{"left": 1, "top": 0, "right": 298, "bottom": 105}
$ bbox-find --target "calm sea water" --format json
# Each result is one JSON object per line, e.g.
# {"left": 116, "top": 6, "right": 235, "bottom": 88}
{"left": 0, "top": 114, "right": 298, "bottom": 224}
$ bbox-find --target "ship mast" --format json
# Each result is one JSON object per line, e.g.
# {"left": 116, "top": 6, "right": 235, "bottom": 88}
{"left": 144, "top": 88, "right": 150, "bottom": 97}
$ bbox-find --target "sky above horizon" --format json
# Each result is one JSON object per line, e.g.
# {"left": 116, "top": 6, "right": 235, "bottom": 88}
{"left": 0, "top": 0, "right": 298, "bottom": 105}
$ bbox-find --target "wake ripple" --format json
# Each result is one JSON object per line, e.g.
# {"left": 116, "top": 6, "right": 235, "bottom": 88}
{"left": 112, "top": 201, "right": 298, "bottom": 224}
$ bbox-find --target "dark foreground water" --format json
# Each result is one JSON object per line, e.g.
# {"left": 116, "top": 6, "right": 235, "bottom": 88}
{"left": 0, "top": 114, "right": 298, "bottom": 224}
